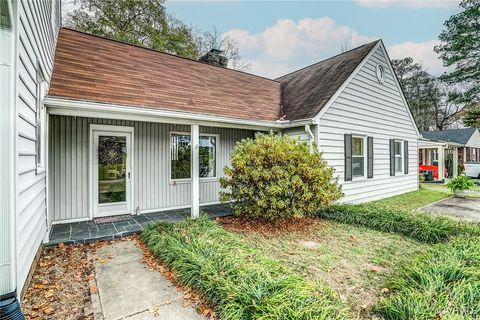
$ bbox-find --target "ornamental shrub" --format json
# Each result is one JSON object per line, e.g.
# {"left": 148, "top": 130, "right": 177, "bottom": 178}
{"left": 220, "top": 132, "right": 342, "bottom": 221}
{"left": 445, "top": 175, "right": 476, "bottom": 193}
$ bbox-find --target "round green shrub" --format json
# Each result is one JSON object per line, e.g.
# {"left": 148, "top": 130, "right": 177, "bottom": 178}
{"left": 220, "top": 132, "right": 342, "bottom": 221}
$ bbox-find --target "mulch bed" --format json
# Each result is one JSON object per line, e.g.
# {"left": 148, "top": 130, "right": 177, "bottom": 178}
{"left": 216, "top": 215, "right": 325, "bottom": 238}
{"left": 21, "top": 242, "right": 95, "bottom": 320}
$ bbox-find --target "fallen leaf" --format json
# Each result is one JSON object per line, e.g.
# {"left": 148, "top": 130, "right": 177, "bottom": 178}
{"left": 34, "top": 284, "right": 45, "bottom": 289}
{"left": 349, "top": 235, "right": 357, "bottom": 241}
{"left": 44, "top": 290, "right": 55, "bottom": 299}
{"left": 381, "top": 287, "right": 389, "bottom": 294}
{"left": 371, "top": 266, "right": 379, "bottom": 273}
{"left": 149, "top": 304, "right": 160, "bottom": 317}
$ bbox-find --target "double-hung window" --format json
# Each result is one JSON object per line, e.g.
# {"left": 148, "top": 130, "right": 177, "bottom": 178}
{"left": 394, "top": 140, "right": 403, "bottom": 173}
{"left": 170, "top": 133, "right": 217, "bottom": 181}
{"left": 352, "top": 136, "right": 365, "bottom": 177}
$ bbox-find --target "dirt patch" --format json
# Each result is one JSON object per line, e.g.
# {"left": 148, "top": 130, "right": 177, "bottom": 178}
{"left": 216, "top": 215, "right": 327, "bottom": 238}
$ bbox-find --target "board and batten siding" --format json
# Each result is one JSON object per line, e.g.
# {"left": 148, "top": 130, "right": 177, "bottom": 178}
{"left": 15, "top": 0, "right": 60, "bottom": 294}
{"left": 48, "top": 116, "right": 253, "bottom": 222}
{"left": 317, "top": 44, "right": 419, "bottom": 203}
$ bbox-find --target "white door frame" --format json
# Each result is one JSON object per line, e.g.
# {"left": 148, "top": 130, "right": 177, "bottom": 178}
{"left": 89, "top": 124, "right": 134, "bottom": 219}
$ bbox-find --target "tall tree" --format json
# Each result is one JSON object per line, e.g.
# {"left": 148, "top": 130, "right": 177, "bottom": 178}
{"left": 65, "top": 0, "right": 199, "bottom": 58}
{"left": 196, "top": 28, "right": 250, "bottom": 71}
{"left": 435, "top": 0, "right": 480, "bottom": 104}
{"left": 65, "top": 0, "right": 248, "bottom": 69}
{"left": 463, "top": 105, "right": 480, "bottom": 128}
{"left": 392, "top": 57, "right": 465, "bottom": 131}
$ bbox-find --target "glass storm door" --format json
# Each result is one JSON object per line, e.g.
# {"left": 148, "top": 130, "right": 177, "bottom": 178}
{"left": 92, "top": 129, "right": 132, "bottom": 218}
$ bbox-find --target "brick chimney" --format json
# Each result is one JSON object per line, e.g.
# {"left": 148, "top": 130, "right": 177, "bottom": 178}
{"left": 199, "top": 49, "right": 228, "bottom": 68}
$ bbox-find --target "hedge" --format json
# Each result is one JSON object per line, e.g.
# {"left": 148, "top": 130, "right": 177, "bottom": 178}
{"left": 318, "top": 204, "right": 480, "bottom": 243}
{"left": 374, "top": 235, "right": 480, "bottom": 319}
{"left": 141, "top": 216, "right": 348, "bottom": 320}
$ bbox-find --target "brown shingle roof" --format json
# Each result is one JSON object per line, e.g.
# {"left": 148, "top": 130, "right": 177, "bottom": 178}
{"left": 48, "top": 28, "right": 282, "bottom": 121}
{"left": 49, "top": 28, "right": 379, "bottom": 122}
{"left": 277, "top": 40, "right": 380, "bottom": 121}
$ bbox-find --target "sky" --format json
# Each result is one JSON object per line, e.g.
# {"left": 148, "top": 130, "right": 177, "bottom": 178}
{"left": 164, "top": 0, "right": 459, "bottom": 78}
{"left": 63, "top": 0, "right": 460, "bottom": 78}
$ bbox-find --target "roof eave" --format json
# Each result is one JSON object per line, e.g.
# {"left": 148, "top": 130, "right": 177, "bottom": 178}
{"left": 45, "top": 96, "right": 315, "bottom": 130}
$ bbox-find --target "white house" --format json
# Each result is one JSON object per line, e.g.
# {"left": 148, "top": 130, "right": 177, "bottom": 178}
{"left": 1, "top": 0, "right": 61, "bottom": 311}
{"left": 0, "top": 1, "right": 419, "bottom": 308}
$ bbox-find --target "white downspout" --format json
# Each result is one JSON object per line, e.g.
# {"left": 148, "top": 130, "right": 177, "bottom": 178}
{"left": 305, "top": 125, "right": 315, "bottom": 153}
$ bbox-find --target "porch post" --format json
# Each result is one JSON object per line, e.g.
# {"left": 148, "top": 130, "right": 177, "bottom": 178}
{"left": 463, "top": 147, "right": 467, "bottom": 165}
{"left": 452, "top": 147, "right": 458, "bottom": 178}
{"left": 191, "top": 124, "right": 200, "bottom": 219}
{"left": 437, "top": 147, "right": 444, "bottom": 181}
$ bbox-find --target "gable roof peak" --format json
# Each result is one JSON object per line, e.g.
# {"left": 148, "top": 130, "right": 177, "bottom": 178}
{"left": 277, "top": 39, "right": 381, "bottom": 121}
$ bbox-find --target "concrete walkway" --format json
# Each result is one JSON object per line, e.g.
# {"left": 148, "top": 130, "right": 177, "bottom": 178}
{"left": 92, "top": 240, "right": 205, "bottom": 320}
{"left": 419, "top": 196, "right": 480, "bottom": 221}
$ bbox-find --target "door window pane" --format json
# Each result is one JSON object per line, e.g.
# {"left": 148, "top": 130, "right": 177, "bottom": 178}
{"left": 98, "top": 136, "right": 126, "bottom": 203}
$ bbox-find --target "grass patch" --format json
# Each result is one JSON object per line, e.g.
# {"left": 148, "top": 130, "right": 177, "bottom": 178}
{"left": 223, "top": 218, "right": 428, "bottom": 318}
{"left": 374, "top": 235, "right": 480, "bottom": 319}
{"left": 141, "top": 216, "right": 348, "bottom": 320}
{"left": 370, "top": 188, "right": 450, "bottom": 211}
{"left": 318, "top": 203, "right": 480, "bottom": 243}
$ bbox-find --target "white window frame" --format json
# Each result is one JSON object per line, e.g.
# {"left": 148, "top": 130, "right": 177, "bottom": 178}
{"left": 169, "top": 131, "right": 219, "bottom": 183}
{"left": 394, "top": 139, "right": 404, "bottom": 174}
{"left": 352, "top": 135, "right": 367, "bottom": 179}
{"left": 36, "top": 68, "right": 47, "bottom": 174}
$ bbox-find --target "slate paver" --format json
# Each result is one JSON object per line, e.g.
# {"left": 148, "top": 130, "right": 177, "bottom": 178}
{"left": 48, "top": 204, "right": 232, "bottom": 245}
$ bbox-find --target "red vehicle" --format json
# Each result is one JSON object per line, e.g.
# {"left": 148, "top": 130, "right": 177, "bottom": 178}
{"left": 419, "top": 164, "right": 439, "bottom": 180}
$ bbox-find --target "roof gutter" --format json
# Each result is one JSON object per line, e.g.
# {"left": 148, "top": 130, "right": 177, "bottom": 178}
{"left": 45, "top": 96, "right": 315, "bottom": 130}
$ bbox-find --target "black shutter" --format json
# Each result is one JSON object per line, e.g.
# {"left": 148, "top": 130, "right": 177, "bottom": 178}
{"left": 344, "top": 134, "right": 352, "bottom": 181}
{"left": 389, "top": 139, "right": 395, "bottom": 176}
{"left": 404, "top": 140, "right": 409, "bottom": 174}
{"left": 367, "top": 137, "right": 373, "bottom": 179}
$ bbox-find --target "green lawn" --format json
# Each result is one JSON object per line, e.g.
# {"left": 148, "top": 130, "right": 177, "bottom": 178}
{"left": 235, "top": 219, "right": 428, "bottom": 318}
{"left": 421, "top": 180, "right": 480, "bottom": 196}
{"left": 222, "top": 188, "right": 459, "bottom": 318}
{"left": 370, "top": 187, "right": 450, "bottom": 211}
{"left": 143, "top": 187, "right": 479, "bottom": 319}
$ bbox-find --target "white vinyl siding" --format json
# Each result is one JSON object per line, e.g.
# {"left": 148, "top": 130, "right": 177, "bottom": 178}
{"left": 48, "top": 116, "right": 253, "bottom": 222}
{"left": 15, "top": 0, "right": 60, "bottom": 294}
{"left": 466, "top": 130, "right": 480, "bottom": 149}
{"left": 317, "top": 44, "right": 418, "bottom": 203}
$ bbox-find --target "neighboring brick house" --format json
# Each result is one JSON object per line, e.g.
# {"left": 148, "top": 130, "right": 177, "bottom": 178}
{"left": 422, "top": 128, "right": 480, "bottom": 164}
